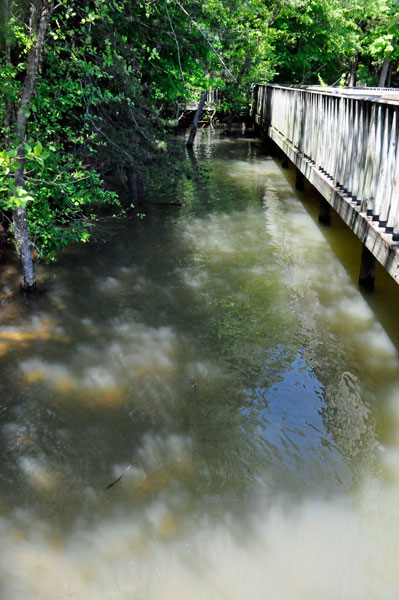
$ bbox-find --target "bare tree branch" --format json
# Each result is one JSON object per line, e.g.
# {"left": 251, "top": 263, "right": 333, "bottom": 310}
{"left": 267, "top": 1, "right": 284, "bottom": 27}
{"left": 175, "top": 0, "right": 237, "bottom": 81}
{"left": 165, "top": 0, "right": 188, "bottom": 91}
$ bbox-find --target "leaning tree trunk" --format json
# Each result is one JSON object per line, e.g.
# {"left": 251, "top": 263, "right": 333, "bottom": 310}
{"left": 3, "top": 0, "right": 12, "bottom": 138}
{"left": 12, "top": 0, "right": 53, "bottom": 290}
{"left": 386, "top": 61, "right": 393, "bottom": 88}
{"left": 348, "top": 54, "right": 359, "bottom": 87}
{"left": 186, "top": 92, "right": 207, "bottom": 148}
{"left": 379, "top": 56, "right": 391, "bottom": 87}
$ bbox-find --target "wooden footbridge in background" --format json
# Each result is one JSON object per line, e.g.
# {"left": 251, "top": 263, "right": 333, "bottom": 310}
{"left": 184, "top": 89, "right": 222, "bottom": 112}
{"left": 251, "top": 84, "right": 399, "bottom": 289}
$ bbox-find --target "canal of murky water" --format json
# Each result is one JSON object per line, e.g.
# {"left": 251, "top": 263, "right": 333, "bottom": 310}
{"left": 1, "top": 128, "right": 399, "bottom": 599}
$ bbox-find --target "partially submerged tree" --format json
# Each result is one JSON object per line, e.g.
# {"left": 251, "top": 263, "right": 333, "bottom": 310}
{"left": 1, "top": 0, "right": 53, "bottom": 290}
{"left": 14, "top": 0, "right": 53, "bottom": 290}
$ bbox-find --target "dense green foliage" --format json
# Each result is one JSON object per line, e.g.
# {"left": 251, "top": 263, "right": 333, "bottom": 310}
{"left": 0, "top": 0, "right": 398, "bottom": 262}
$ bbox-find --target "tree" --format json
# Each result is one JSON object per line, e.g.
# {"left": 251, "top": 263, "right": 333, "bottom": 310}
{"left": 1, "top": 1, "right": 53, "bottom": 289}
{"left": 1, "top": 0, "right": 398, "bottom": 289}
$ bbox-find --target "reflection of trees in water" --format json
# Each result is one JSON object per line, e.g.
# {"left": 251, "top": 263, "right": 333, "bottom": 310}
{"left": 0, "top": 130, "right": 388, "bottom": 537}
{"left": 260, "top": 165, "right": 381, "bottom": 476}
{"left": 298, "top": 307, "right": 378, "bottom": 474}
{"left": 324, "top": 372, "right": 376, "bottom": 468}
{"left": 0, "top": 206, "right": 294, "bottom": 529}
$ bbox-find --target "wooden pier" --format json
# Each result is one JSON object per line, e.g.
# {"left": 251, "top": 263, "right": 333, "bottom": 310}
{"left": 251, "top": 84, "right": 399, "bottom": 289}
{"left": 184, "top": 89, "right": 222, "bottom": 112}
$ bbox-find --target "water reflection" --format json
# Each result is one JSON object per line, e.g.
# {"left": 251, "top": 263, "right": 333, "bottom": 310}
{"left": 1, "top": 129, "right": 399, "bottom": 598}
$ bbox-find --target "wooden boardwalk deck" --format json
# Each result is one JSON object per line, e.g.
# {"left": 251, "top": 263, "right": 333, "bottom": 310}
{"left": 251, "top": 84, "right": 399, "bottom": 288}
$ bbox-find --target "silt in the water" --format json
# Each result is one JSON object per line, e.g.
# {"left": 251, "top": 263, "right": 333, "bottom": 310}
{"left": 0, "top": 128, "right": 399, "bottom": 599}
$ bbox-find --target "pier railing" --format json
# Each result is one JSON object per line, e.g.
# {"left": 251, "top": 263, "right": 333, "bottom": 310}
{"left": 252, "top": 84, "right": 399, "bottom": 240}
{"left": 185, "top": 89, "right": 222, "bottom": 111}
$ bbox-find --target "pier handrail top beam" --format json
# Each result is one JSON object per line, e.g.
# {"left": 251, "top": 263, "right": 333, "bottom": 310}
{"left": 254, "top": 83, "right": 399, "bottom": 106}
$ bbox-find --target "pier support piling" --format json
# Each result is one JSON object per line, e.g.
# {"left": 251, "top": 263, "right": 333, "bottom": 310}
{"left": 318, "top": 198, "right": 332, "bottom": 225}
{"left": 359, "top": 244, "right": 376, "bottom": 291}
{"left": 295, "top": 168, "right": 305, "bottom": 191}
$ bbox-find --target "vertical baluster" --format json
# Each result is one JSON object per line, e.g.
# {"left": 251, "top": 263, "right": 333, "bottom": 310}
{"left": 331, "top": 97, "right": 337, "bottom": 177}
{"left": 359, "top": 104, "right": 377, "bottom": 212}
{"left": 268, "top": 86, "right": 272, "bottom": 125}
{"left": 380, "top": 110, "right": 397, "bottom": 228}
{"left": 374, "top": 107, "right": 391, "bottom": 221}
{"left": 309, "top": 94, "right": 319, "bottom": 163}
{"left": 291, "top": 91, "right": 296, "bottom": 144}
{"left": 283, "top": 89, "right": 287, "bottom": 138}
{"left": 306, "top": 93, "right": 313, "bottom": 158}
{"left": 304, "top": 90, "right": 309, "bottom": 154}
{"left": 326, "top": 96, "right": 334, "bottom": 176}
{"left": 290, "top": 90, "right": 295, "bottom": 143}
{"left": 347, "top": 100, "right": 354, "bottom": 191}
{"left": 342, "top": 99, "right": 352, "bottom": 192}
{"left": 260, "top": 85, "right": 264, "bottom": 123}
{"left": 352, "top": 102, "right": 365, "bottom": 203}
{"left": 390, "top": 145, "right": 399, "bottom": 240}
{"left": 357, "top": 103, "right": 371, "bottom": 208}
{"left": 299, "top": 91, "right": 304, "bottom": 152}
{"left": 309, "top": 93, "right": 315, "bottom": 158}
{"left": 315, "top": 94, "right": 324, "bottom": 167}
{"left": 318, "top": 92, "right": 323, "bottom": 162}
{"left": 292, "top": 91, "right": 297, "bottom": 146}
{"left": 385, "top": 110, "right": 399, "bottom": 234}
{"left": 305, "top": 92, "right": 312, "bottom": 157}
{"left": 367, "top": 105, "right": 384, "bottom": 216}
{"left": 318, "top": 95, "right": 325, "bottom": 169}
{"left": 334, "top": 98, "right": 346, "bottom": 186}
{"left": 327, "top": 97, "right": 337, "bottom": 176}
{"left": 300, "top": 91, "right": 305, "bottom": 153}
{"left": 297, "top": 91, "right": 303, "bottom": 151}
{"left": 344, "top": 100, "right": 355, "bottom": 194}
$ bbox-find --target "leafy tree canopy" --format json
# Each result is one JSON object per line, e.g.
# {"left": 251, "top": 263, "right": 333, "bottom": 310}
{"left": 0, "top": 0, "right": 397, "bottom": 266}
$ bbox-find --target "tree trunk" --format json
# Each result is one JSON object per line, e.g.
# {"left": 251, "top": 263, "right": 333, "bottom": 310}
{"left": 224, "top": 113, "right": 234, "bottom": 135}
{"left": 348, "top": 54, "right": 359, "bottom": 87}
{"left": 186, "top": 91, "right": 207, "bottom": 148}
{"left": 12, "top": 0, "right": 53, "bottom": 290}
{"left": 223, "top": 53, "right": 253, "bottom": 135}
{"left": 3, "top": 0, "right": 12, "bottom": 137}
{"left": 379, "top": 56, "right": 390, "bottom": 87}
{"left": 386, "top": 61, "right": 393, "bottom": 88}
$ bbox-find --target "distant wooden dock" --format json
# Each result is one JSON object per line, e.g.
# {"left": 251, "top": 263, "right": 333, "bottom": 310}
{"left": 251, "top": 84, "right": 399, "bottom": 289}
{"left": 184, "top": 89, "right": 222, "bottom": 112}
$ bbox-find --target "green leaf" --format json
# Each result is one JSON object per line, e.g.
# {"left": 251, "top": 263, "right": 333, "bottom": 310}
{"left": 10, "top": 161, "right": 21, "bottom": 172}
{"left": 33, "top": 142, "right": 43, "bottom": 155}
